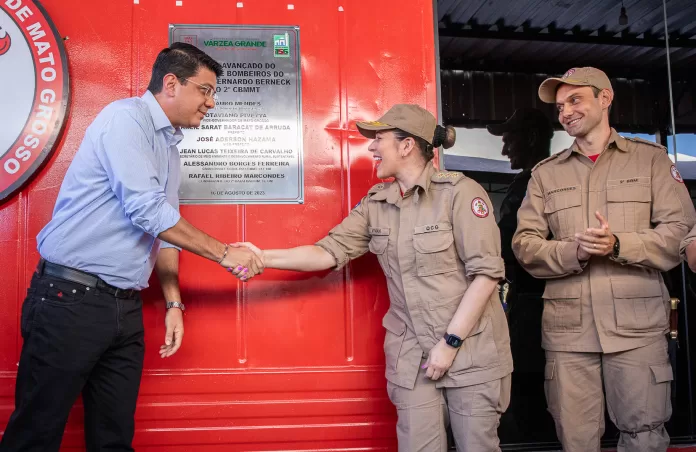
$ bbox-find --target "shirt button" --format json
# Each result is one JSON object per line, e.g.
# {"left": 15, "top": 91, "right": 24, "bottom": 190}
{"left": 72, "top": 289, "right": 77, "bottom": 294}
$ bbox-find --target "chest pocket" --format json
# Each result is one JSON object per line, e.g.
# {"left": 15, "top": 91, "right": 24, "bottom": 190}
{"left": 606, "top": 179, "right": 652, "bottom": 233}
{"left": 413, "top": 222, "right": 458, "bottom": 277}
{"left": 544, "top": 187, "right": 582, "bottom": 239}
{"left": 368, "top": 227, "right": 392, "bottom": 278}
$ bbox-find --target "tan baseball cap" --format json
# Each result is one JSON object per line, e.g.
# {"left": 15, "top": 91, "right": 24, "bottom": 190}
{"left": 356, "top": 104, "right": 437, "bottom": 145}
{"left": 538, "top": 67, "right": 613, "bottom": 103}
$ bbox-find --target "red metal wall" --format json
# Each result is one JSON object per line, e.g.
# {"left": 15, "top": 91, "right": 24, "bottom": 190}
{"left": 0, "top": 0, "right": 438, "bottom": 449}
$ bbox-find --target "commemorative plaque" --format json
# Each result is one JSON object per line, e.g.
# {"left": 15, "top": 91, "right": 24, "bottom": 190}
{"left": 170, "top": 25, "right": 303, "bottom": 204}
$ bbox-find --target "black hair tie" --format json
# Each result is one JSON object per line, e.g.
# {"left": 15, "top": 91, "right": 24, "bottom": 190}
{"left": 432, "top": 125, "right": 447, "bottom": 148}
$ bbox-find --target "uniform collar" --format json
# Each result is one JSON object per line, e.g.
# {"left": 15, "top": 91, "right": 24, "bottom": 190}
{"left": 558, "top": 127, "right": 627, "bottom": 161}
{"left": 369, "top": 163, "right": 437, "bottom": 205}
{"left": 402, "top": 162, "right": 437, "bottom": 204}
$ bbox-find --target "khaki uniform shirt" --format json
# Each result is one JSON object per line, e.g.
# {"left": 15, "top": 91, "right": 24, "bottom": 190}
{"left": 513, "top": 129, "right": 696, "bottom": 353}
{"left": 316, "top": 163, "right": 513, "bottom": 390}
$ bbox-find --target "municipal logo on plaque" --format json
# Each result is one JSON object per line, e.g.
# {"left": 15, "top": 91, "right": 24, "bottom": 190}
{"left": 181, "top": 34, "right": 197, "bottom": 46}
{"left": 0, "top": 0, "right": 70, "bottom": 203}
{"left": 273, "top": 33, "right": 290, "bottom": 57}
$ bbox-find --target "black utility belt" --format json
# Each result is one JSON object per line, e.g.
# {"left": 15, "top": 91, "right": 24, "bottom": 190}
{"left": 37, "top": 259, "right": 139, "bottom": 299}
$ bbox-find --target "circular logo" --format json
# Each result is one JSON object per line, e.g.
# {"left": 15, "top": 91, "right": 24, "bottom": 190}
{"left": 671, "top": 165, "right": 684, "bottom": 183}
{"left": 471, "top": 197, "right": 489, "bottom": 218}
{"left": 0, "top": 0, "right": 70, "bottom": 203}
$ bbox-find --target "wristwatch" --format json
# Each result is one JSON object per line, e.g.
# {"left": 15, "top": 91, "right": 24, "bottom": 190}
{"left": 443, "top": 332, "right": 463, "bottom": 348}
{"left": 166, "top": 301, "right": 186, "bottom": 311}
{"left": 612, "top": 234, "right": 621, "bottom": 259}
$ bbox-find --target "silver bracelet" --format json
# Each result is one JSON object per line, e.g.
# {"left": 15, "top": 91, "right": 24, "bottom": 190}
{"left": 217, "top": 243, "right": 230, "bottom": 265}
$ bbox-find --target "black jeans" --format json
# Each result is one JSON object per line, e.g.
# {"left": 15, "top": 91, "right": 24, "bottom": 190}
{"left": 0, "top": 269, "right": 145, "bottom": 452}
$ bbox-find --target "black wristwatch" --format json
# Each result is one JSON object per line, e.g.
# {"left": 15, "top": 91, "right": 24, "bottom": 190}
{"left": 443, "top": 332, "right": 463, "bottom": 348}
{"left": 612, "top": 234, "right": 620, "bottom": 259}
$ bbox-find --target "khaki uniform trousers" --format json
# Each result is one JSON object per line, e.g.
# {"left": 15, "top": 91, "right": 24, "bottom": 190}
{"left": 545, "top": 336, "right": 672, "bottom": 452}
{"left": 387, "top": 359, "right": 511, "bottom": 452}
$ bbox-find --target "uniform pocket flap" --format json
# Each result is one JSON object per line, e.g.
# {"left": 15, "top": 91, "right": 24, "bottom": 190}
{"left": 606, "top": 184, "right": 651, "bottom": 203}
{"left": 544, "top": 360, "right": 556, "bottom": 380}
{"left": 467, "top": 315, "right": 490, "bottom": 338}
{"left": 368, "top": 226, "right": 390, "bottom": 236}
{"left": 382, "top": 311, "right": 406, "bottom": 336}
{"left": 413, "top": 231, "right": 454, "bottom": 254}
{"left": 650, "top": 364, "right": 673, "bottom": 384}
{"left": 414, "top": 222, "right": 453, "bottom": 234}
{"left": 542, "top": 280, "right": 581, "bottom": 299}
{"left": 543, "top": 188, "right": 581, "bottom": 213}
{"left": 368, "top": 236, "right": 389, "bottom": 254}
{"left": 610, "top": 279, "right": 663, "bottom": 298}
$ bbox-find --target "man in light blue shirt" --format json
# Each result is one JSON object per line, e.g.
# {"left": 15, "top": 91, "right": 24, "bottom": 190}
{"left": 0, "top": 43, "right": 262, "bottom": 452}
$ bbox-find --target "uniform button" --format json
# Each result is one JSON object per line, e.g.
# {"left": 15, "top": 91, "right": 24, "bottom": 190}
{"left": 72, "top": 289, "right": 77, "bottom": 294}
{"left": 86, "top": 287, "right": 90, "bottom": 291}
{"left": 49, "top": 283, "right": 53, "bottom": 287}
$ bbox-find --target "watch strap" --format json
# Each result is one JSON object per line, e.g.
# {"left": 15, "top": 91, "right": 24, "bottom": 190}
{"left": 166, "top": 301, "right": 186, "bottom": 311}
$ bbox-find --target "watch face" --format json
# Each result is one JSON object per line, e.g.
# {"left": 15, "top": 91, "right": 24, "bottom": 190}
{"left": 446, "top": 335, "right": 462, "bottom": 347}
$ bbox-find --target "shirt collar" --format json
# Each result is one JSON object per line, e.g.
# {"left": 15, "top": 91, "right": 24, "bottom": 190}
{"left": 142, "top": 91, "right": 172, "bottom": 130}
{"left": 558, "top": 127, "right": 626, "bottom": 162}
{"left": 370, "top": 162, "right": 438, "bottom": 205}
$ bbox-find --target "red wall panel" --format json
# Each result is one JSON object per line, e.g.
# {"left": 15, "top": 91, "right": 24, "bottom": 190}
{"left": 0, "top": 0, "right": 437, "bottom": 449}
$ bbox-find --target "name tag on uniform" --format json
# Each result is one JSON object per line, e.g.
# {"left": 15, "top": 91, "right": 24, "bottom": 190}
{"left": 413, "top": 223, "right": 452, "bottom": 234}
{"left": 368, "top": 227, "right": 390, "bottom": 236}
{"left": 607, "top": 176, "right": 651, "bottom": 187}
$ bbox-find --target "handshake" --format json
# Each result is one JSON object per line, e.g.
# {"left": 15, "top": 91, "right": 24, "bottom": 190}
{"left": 219, "top": 242, "right": 265, "bottom": 282}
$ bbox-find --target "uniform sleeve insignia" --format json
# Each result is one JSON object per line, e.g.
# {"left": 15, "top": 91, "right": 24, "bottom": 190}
{"left": 431, "top": 171, "right": 464, "bottom": 184}
{"left": 471, "top": 197, "right": 490, "bottom": 218}
{"left": 625, "top": 136, "right": 667, "bottom": 151}
{"left": 671, "top": 165, "right": 684, "bottom": 183}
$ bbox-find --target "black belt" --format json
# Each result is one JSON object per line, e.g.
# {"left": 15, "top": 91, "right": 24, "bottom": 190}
{"left": 37, "top": 259, "right": 139, "bottom": 299}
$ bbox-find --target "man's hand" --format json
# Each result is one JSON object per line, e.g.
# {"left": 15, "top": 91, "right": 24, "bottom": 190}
{"left": 160, "top": 307, "right": 184, "bottom": 358}
{"left": 575, "top": 211, "right": 616, "bottom": 258}
{"left": 686, "top": 241, "right": 696, "bottom": 273}
{"left": 422, "top": 338, "right": 459, "bottom": 381}
{"left": 221, "top": 246, "right": 264, "bottom": 281}
{"left": 233, "top": 242, "right": 264, "bottom": 260}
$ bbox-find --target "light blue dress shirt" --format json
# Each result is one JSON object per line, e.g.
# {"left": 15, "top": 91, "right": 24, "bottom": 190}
{"left": 37, "top": 91, "right": 183, "bottom": 290}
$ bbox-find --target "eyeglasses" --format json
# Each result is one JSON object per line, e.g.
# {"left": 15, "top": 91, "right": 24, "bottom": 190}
{"left": 182, "top": 78, "right": 219, "bottom": 102}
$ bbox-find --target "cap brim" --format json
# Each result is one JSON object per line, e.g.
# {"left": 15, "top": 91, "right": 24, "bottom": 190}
{"left": 355, "top": 121, "right": 395, "bottom": 139}
{"left": 486, "top": 122, "right": 510, "bottom": 136}
{"left": 538, "top": 77, "right": 594, "bottom": 103}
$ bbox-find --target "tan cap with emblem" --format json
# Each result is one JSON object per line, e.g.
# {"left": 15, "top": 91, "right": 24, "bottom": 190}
{"left": 356, "top": 104, "right": 437, "bottom": 145}
{"left": 538, "top": 67, "right": 613, "bottom": 104}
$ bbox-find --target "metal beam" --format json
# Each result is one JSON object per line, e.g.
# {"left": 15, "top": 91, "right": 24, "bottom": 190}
{"left": 439, "top": 59, "right": 694, "bottom": 82}
{"left": 438, "top": 26, "right": 696, "bottom": 49}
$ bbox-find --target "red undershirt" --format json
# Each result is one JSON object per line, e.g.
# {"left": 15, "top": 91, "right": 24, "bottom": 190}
{"left": 588, "top": 154, "right": 600, "bottom": 163}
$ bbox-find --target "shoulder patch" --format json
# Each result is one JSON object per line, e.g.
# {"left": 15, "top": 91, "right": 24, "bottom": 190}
{"left": 431, "top": 171, "right": 465, "bottom": 185}
{"left": 532, "top": 152, "right": 563, "bottom": 172}
{"left": 625, "top": 136, "right": 666, "bottom": 151}
{"left": 671, "top": 165, "right": 684, "bottom": 183}
{"left": 471, "top": 197, "right": 490, "bottom": 218}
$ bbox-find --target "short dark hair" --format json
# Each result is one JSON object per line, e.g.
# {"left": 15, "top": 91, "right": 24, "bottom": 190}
{"left": 147, "top": 42, "right": 223, "bottom": 94}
